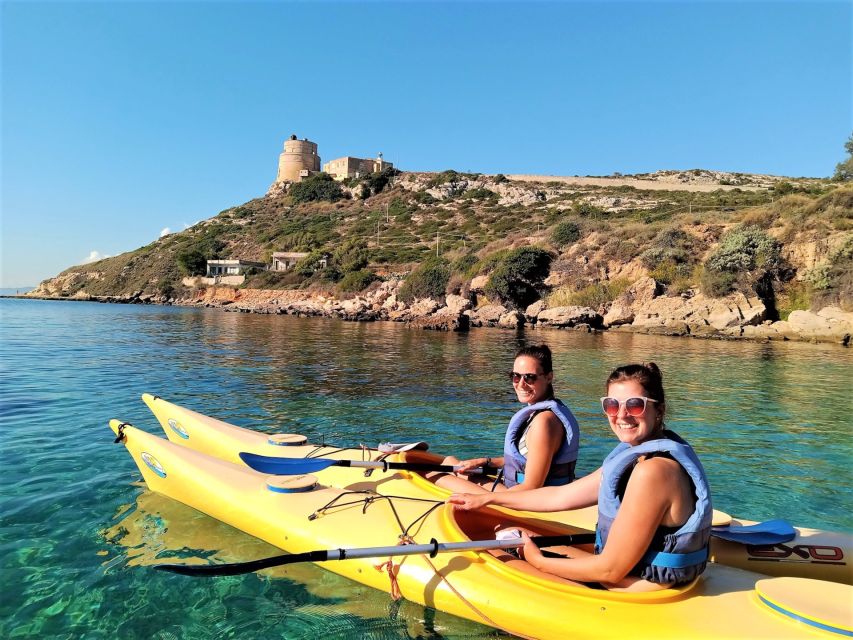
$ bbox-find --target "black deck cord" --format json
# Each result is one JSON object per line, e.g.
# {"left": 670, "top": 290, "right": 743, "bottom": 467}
{"left": 114, "top": 422, "right": 130, "bottom": 443}
{"left": 307, "top": 489, "right": 442, "bottom": 538}
{"left": 489, "top": 468, "right": 505, "bottom": 492}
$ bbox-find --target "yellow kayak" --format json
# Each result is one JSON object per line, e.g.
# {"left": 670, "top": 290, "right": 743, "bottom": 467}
{"left": 141, "top": 393, "right": 853, "bottom": 586}
{"left": 109, "top": 417, "right": 851, "bottom": 639}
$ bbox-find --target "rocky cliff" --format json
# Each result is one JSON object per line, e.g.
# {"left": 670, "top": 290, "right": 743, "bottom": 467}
{"left": 27, "top": 170, "right": 852, "bottom": 345}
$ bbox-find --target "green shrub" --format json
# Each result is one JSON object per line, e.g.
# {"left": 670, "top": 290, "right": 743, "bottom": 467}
{"left": 412, "top": 191, "right": 437, "bottom": 205}
{"left": 338, "top": 270, "right": 377, "bottom": 293}
{"left": 177, "top": 248, "right": 208, "bottom": 276}
{"left": 463, "top": 187, "right": 497, "bottom": 200}
{"left": 639, "top": 228, "right": 695, "bottom": 272}
{"left": 649, "top": 260, "right": 679, "bottom": 285}
{"left": 546, "top": 279, "right": 630, "bottom": 308}
{"left": 706, "top": 226, "right": 781, "bottom": 273}
{"left": 776, "top": 281, "right": 814, "bottom": 320}
{"left": 361, "top": 167, "right": 399, "bottom": 196}
{"left": 290, "top": 173, "right": 344, "bottom": 204}
{"left": 832, "top": 132, "right": 852, "bottom": 182}
{"left": 293, "top": 250, "right": 328, "bottom": 277}
{"left": 471, "top": 249, "right": 510, "bottom": 276}
{"left": 551, "top": 221, "right": 581, "bottom": 248}
{"left": 699, "top": 266, "right": 737, "bottom": 297}
{"left": 805, "top": 236, "right": 853, "bottom": 297}
{"left": 398, "top": 258, "right": 451, "bottom": 302}
{"left": 574, "top": 202, "right": 606, "bottom": 218}
{"left": 332, "top": 239, "right": 369, "bottom": 274}
{"left": 773, "top": 181, "right": 795, "bottom": 196}
{"left": 451, "top": 253, "right": 478, "bottom": 274}
{"left": 426, "top": 170, "right": 478, "bottom": 187}
{"left": 483, "top": 247, "right": 553, "bottom": 309}
{"left": 176, "top": 234, "right": 226, "bottom": 276}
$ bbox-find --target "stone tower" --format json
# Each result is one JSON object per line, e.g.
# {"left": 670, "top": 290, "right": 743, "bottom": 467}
{"left": 275, "top": 134, "right": 321, "bottom": 182}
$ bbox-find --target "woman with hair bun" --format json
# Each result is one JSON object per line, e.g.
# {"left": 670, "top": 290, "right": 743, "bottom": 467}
{"left": 449, "top": 362, "right": 713, "bottom": 592}
{"left": 433, "top": 344, "right": 580, "bottom": 493}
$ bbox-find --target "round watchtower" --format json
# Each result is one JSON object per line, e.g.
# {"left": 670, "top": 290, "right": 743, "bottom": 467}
{"left": 276, "top": 134, "right": 321, "bottom": 182}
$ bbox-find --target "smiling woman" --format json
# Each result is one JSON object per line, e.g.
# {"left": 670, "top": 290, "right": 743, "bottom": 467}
{"left": 450, "top": 362, "right": 713, "bottom": 592}
{"left": 431, "top": 344, "right": 581, "bottom": 493}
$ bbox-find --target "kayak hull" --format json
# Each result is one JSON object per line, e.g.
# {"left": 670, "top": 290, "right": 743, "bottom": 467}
{"left": 109, "top": 418, "right": 852, "bottom": 639}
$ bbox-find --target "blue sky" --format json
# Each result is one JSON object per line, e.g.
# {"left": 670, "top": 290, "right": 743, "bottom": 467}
{"left": 2, "top": 1, "right": 851, "bottom": 288}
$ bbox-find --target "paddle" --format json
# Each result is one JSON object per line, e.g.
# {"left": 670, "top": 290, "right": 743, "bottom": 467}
{"left": 239, "top": 454, "right": 797, "bottom": 547}
{"left": 711, "top": 519, "right": 796, "bottom": 546}
{"left": 154, "top": 532, "right": 596, "bottom": 577}
{"left": 239, "top": 452, "right": 491, "bottom": 476}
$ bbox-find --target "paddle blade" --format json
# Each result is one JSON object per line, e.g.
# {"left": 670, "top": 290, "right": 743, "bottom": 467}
{"left": 155, "top": 550, "right": 327, "bottom": 577}
{"left": 239, "top": 452, "right": 337, "bottom": 475}
{"left": 712, "top": 519, "right": 796, "bottom": 545}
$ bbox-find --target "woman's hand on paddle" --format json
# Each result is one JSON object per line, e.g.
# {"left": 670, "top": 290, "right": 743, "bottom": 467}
{"left": 447, "top": 492, "right": 492, "bottom": 511}
{"left": 519, "top": 531, "right": 545, "bottom": 568}
{"left": 454, "top": 457, "right": 488, "bottom": 475}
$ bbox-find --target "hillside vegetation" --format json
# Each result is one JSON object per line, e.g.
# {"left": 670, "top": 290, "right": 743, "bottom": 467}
{"left": 33, "top": 169, "right": 852, "bottom": 316}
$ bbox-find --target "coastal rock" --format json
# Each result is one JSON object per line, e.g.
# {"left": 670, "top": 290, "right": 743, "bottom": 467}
{"left": 340, "top": 298, "right": 369, "bottom": 315}
{"left": 603, "top": 276, "right": 661, "bottom": 327}
{"left": 469, "top": 304, "right": 508, "bottom": 326}
{"left": 525, "top": 300, "right": 546, "bottom": 322}
{"left": 630, "top": 292, "right": 765, "bottom": 335}
{"left": 445, "top": 293, "right": 472, "bottom": 315}
{"left": 818, "top": 306, "right": 853, "bottom": 324}
{"left": 537, "top": 306, "right": 602, "bottom": 328}
{"left": 498, "top": 310, "right": 525, "bottom": 329}
{"left": 786, "top": 309, "right": 852, "bottom": 345}
{"left": 704, "top": 293, "right": 766, "bottom": 330}
{"left": 469, "top": 275, "right": 489, "bottom": 292}
{"left": 409, "top": 298, "right": 442, "bottom": 316}
{"left": 407, "top": 312, "right": 469, "bottom": 332}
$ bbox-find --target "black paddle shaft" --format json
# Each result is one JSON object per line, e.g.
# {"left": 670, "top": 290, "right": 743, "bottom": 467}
{"left": 340, "top": 460, "right": 497, "bottom": 473}
{"left": 155, "top": 532, "right": 596, "bottom": 577}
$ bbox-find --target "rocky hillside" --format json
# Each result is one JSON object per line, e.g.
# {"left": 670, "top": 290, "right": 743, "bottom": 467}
{"left": 29, "top": 169, "right": 852, "bottom": 342}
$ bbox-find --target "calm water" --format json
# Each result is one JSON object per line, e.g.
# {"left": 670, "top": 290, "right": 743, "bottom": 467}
{"left": 1, "top": 298, "right": 851, "bottom": 639}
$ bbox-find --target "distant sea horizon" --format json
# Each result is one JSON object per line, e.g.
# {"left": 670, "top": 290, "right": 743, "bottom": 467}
{"left": 0, "top": 287, "right": 34, "bottom": 296}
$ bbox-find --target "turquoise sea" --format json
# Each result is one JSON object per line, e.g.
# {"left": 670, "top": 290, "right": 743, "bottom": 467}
{"left": 1, "top": 298, "right": 851, "bottom": 639}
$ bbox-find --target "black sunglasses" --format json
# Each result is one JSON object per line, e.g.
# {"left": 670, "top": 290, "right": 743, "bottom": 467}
{"left": 509, "top": 371, "right": 542, "bottom": 384}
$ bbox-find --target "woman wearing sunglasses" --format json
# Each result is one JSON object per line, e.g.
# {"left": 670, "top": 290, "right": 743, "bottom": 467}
{"left": 433, "top": 344, "right": 580, "bottom": 493}
{"left": 449, "top": 362, "right": 712, "bottom": 592}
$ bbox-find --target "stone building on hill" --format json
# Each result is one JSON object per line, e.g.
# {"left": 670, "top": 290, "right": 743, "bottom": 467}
{"left": 323, "top": 153, "right": 393, "bottom": 181}
{"left": 275, "top": 134, "right": 321, "bottom": 183}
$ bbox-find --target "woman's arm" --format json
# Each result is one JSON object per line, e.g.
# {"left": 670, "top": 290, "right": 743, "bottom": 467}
{"left": 449, "top": 466, "right": 602, "bottom": 512}
{"left": 506, "top": 412, "right": 564, "bottom": 491}
{"left": 522, "top": 458, "right": 679, "bottom": 584}
{"left": 453, "top": 455, "right": 504, "bottom": 474}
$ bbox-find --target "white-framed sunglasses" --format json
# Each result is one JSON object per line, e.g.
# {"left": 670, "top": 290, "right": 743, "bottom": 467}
{"left": 600, "top": 396, "right": 659, "bottom": 417}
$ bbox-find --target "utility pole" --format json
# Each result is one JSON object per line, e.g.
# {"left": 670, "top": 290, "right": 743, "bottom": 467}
{"left": 435, "top": 232, "right": 440, "bottom": 257}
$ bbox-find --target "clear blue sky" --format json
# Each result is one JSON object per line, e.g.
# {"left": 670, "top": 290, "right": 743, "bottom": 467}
{"left": 2, "top": 1, "right": 851, "bottom": 288}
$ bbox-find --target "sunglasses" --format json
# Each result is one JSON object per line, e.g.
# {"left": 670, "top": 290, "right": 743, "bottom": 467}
{"left": 600, "top": 396, "right": 659, "bottom": 417}
{"left": 509, "top": 371, "right": 542, "bottom": 384}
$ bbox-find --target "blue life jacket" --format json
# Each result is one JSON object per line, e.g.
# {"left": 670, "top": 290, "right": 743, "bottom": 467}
{"left": 502, "top": 399, "right": 579, "bottom": 488}
{"left": 595, "top": 430, "right": 712, "bottom": 585}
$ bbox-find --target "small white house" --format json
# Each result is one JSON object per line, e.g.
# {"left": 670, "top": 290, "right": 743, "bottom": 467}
{"left": 205, "top": 259, "right": 265, "bottom": 276}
